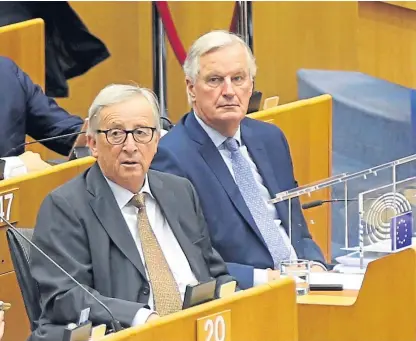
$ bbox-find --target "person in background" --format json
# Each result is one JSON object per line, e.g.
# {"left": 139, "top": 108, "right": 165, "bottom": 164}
{"left": 0, "top": 1, "right": 110, "bottom": 98}
{"left": 0, "top": 57, "right": 84, "bottom": 180}
{"left": 151, "top": 30, "right": 327, "bottom": 290}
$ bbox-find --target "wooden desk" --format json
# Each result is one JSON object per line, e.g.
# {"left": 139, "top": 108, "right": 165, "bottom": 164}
{"left": 382, "top": 1, "right": 416, "bottom": 11}
{"left": 102, "top": 278, "right": 298, "bottom": 341}
{"left": 309, "top": 289, "right": 358, "bottom": 298}
{"left": 299, "top": 290, "right": 357, "bottom": 306}
{"left": 297, "top": 248, "right": 416, "bottom": 341}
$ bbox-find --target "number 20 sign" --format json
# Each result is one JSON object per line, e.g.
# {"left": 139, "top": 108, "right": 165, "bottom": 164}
{"left": 0, "top": 189, "right": 19, "bottom": 226}
{"left": 197, "top": 310, "right": 231, "bottom": 341}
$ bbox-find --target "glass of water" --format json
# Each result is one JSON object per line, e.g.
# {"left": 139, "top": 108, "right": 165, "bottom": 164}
{"left": 280, "top": 259, "right": 311, "bottom": 295}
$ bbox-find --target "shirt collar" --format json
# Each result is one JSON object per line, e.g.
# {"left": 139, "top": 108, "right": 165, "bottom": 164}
{"left": 193, "top": 111, "right": 242, "bottom": 149}
{"left": 105, "top": 174, "right": 154, "bottom": 209}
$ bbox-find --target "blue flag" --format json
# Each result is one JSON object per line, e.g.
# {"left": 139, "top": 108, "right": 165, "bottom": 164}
{"left": 390, "top": 211, "right": 413, "bottom": 251}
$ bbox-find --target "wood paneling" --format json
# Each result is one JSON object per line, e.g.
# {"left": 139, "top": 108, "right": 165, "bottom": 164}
{"left": 0, "top": 19, "right": 44, "bottom": 87}
{"left": 0, "top": 229, "right": 14, "bottom": 276}
{"left": 0, "top": 272, "right": 30, "bottom": 341}
{"left": 165, "top": 1, "right": 236, "bottom": 122}
{"left": 253, "top": 1, "right": 358, "bottom": 105}
{"left": 57, "top": 2, "right": 153, "bottom": 119}
{"left": 382, "top": 1, "right": 416, "bottom": 11}
{"left": 357, "top": 1, "right": 416, "bottom": 88}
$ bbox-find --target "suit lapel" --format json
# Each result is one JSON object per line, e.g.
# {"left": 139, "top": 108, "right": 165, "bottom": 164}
{"left": 86, "top": 164, "right": 147, "bottom": 279}
{"left": 148, "top": 170, "right": 210, "bottom": 282}
{"left": 242, "top": 121, "right": 290, "bottom": 232}
{"left": 184, "top": 113, "right": 265, "bottom": 243}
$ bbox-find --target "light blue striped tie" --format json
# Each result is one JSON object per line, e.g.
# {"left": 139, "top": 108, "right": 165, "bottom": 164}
{"left": 224, "top": 137, "right": 290, "bottom": 268}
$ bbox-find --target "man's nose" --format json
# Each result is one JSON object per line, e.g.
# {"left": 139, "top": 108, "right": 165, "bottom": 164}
{"left": 122, "top": 133, "right": 138, "bottom": 152}
{"left": 221, "top": 77, "right": 236, "bottom": 97}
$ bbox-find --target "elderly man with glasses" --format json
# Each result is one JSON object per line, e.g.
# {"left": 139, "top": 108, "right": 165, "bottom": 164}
{"left": 28, "top": 84, "right": 234, "bottom": 341}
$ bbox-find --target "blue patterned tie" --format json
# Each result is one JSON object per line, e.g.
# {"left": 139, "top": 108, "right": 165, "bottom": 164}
{"left": 224, "top": 137, "right": 290, "bottom": 268}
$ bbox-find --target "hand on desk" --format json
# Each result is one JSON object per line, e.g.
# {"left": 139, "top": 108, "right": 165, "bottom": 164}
{"left": 18, "top": 151, "right": 51, "bottom": 173}
{"left": 267, "top": 269, "right": 281, "bottom": 282}
{"left": 311, "top": 264, "right": 326, "bottom": 272}
{"left": 268, "top": 262, "right": 326, "bottom": 282}
{"left": 0, "top": 311, "right": 4, "bottom": 340}
{"left": 146, "top": 313, "right": 160, "bottom": 323}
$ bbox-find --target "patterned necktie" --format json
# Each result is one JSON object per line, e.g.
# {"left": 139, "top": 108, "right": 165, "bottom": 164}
{"left": 223, "top": 137, "right": 291, "bottom": 268}
{"left": 132, "top": 193, "right": 182, "bottom": 316}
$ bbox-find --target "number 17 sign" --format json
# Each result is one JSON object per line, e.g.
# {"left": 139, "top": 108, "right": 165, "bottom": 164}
{"left": 0, "top": 188, "right": 19, "bottom": 226}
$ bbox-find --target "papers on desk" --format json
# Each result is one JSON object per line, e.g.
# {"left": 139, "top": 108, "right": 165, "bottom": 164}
{"left": 332, "top": 264, "right": 367, "bottom": 274}
{"left": 309, "top": 272, "right": 364, "bottom": 290}
{"left": 281, "top": 272, "right": 364, "bottom": 290}
{"left": 335, "top": 253, "right": 377, "bottom": 268}
{"left": 335, "top": 250, "right": 389, "bottom": 270}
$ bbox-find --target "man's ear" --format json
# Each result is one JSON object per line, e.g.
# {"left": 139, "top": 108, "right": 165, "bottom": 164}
{"left": 186, "top": 78, "right": 196, "bottom": 102}
{"left": 87, "top": 135, "right": 98, "bottom": 158}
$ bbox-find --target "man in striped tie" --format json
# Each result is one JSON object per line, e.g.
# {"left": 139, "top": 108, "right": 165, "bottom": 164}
{"left": 152, "top": 30, "right": 327, "bottom": 289}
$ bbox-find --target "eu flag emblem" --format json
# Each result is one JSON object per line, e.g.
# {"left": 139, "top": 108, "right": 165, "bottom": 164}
{"left": 390, "top": 211, "right": 413, "bottom": 251}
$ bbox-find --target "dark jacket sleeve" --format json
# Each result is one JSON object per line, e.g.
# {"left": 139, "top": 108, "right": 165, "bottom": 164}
{"left": 152, "top": 145, "right": 188, "bottom": 178}
{"left": 30, "top": 193, "right": 144, "bottom": 328}
{"left": 14, "top": 62, "right": 83, "bottom": 155}
{"left": 186, "top": 180, "right": 239, "bottom": 294}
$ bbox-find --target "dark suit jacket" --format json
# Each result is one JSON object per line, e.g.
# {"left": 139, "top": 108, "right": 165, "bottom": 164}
{"left": 0, "top": 57, "right": 83, "bottom": 157}
{"left": 29, "top": 163, "right": 233, "bottom": 341}
{"left": 151, "top": 112, "right": 325, "bottom": 289}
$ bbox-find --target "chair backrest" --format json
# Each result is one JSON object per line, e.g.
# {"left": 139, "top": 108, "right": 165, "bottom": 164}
{"left": 263, "top": 96, "right": 280, "bottom": 110}
{"left": 6, "top": 228, "right": 41, "bottom": 331}
{"left": 247, "top": 91, "right": 262, "bottom": 114}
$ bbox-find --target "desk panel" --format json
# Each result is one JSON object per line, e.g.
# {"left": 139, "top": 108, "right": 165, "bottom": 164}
{"left": 0, "top": 271, "right": 30, "bottom": 341}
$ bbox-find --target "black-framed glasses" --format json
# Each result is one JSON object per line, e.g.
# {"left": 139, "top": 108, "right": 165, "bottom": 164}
{"left": 96, "top": 127, "right": 157, "bottom": 145}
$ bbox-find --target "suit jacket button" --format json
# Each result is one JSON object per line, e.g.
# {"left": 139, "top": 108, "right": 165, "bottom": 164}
{"left": 142, "top": 288, "right": 150, "bottom": 295}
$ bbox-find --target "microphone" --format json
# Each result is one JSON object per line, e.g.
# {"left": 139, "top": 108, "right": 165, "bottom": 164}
{"left": 3, "top": 131, "right": 86, "bottom": 157}
{"left": 1, "top": 216, "right": 122, "bottom": 333}
{"left": 302, "top": 199, "right": 358, "bottom": 210}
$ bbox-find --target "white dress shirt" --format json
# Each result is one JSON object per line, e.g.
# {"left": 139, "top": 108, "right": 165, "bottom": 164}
{"left": 0, "top": 157, "right": 27, "bottom": 179}
{"left": 105, "top": 176, "right": 197, "bottom": 325}
{"left": 194, "top": 113, "right": 297, "bottom": 285}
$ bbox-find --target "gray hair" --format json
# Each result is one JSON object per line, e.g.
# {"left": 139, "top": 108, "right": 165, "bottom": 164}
{"left": 183, "top": 30, "right": 257, "bottom": 104}
{"left": 87, "top": 84, "right": 161, "bottom": 135}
